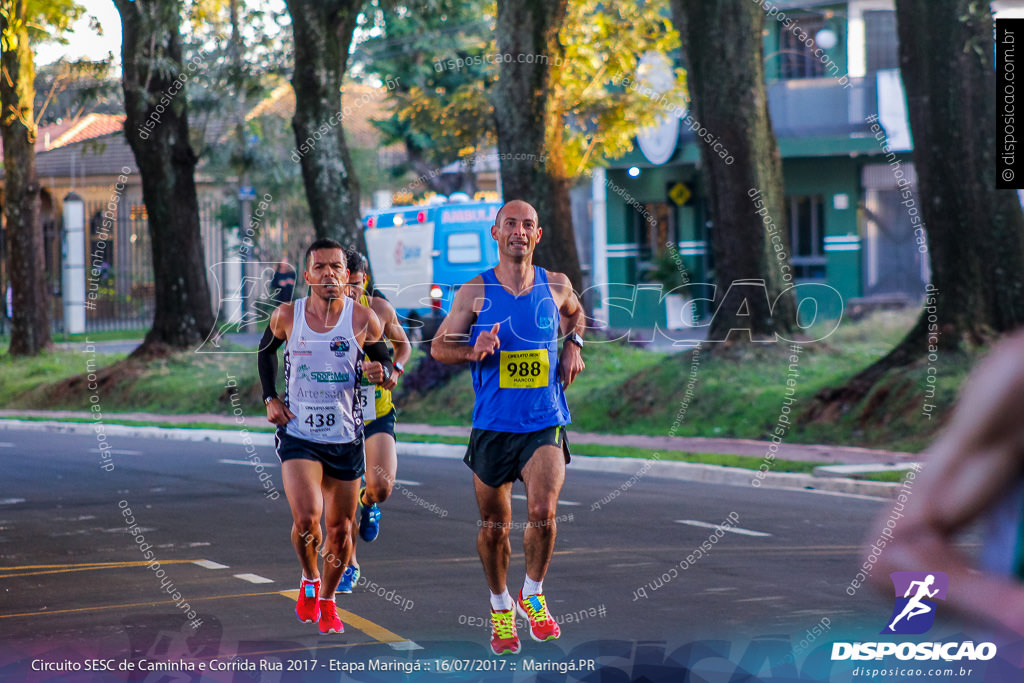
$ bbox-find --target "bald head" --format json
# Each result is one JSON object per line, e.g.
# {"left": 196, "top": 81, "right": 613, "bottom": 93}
{"left": 496, "top": 200, "right": 538, "bottom": 228}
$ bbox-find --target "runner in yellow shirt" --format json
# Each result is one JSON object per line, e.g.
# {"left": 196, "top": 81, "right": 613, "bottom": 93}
{"left": 337, "top": 247, "right": 412, "bottom": 593}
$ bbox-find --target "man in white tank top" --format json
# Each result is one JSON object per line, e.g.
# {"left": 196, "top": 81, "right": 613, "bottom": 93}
{"left": 867, "top": 331, "right": 1024, "bottom": 637}
{"left": 257, "top": 238, "right": 393, "bottom": 635}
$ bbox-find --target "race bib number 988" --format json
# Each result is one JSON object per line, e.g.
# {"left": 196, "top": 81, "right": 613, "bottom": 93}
{"left": 499, "top": 349, "right": 549, "bottom": 389}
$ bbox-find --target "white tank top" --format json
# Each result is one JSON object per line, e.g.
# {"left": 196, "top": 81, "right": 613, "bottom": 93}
{"left": 283, "top": 297, "right": 364, "bottom": 444}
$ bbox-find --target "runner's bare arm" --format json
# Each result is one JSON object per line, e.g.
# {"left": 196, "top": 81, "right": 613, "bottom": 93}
{"left": 548, "top": 272, "right": 585, "bottom": 389}
{"left": 869, "top": 333, "right": 1024, "bottom": 634}
{"left": 261, "top": 304, "right": 296, "bottom": 426}
{"left": 431, "top": 277, "right": 495, "bottom": 364}
{"left": 372, "top": 297, "right": 411, "bottom": 390}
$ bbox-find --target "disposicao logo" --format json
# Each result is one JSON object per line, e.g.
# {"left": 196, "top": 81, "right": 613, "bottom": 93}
{"left": 883, "top": 571, "right": 948, "bottom": 635}
{"left": 831, "top": 571, "right": 997, "bottom": 663}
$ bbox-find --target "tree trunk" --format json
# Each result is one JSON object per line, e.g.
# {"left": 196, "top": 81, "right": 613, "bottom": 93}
{"left": 810, "top": 0, "right": 1024, "bottom": 414}
{"left": 1, "top": 1, "right": 52, "bottom": 355}
{"left": 286, "top": 0, "right": 365, "bottom": 250}
{"left": 115, "top": 0, "right": 215, "bottom": 355}
{"left": 671, "top": 0, "right": 796, "bottom": 343}
{"left": 492, "top": 0, "right": 583, "bottom": 292}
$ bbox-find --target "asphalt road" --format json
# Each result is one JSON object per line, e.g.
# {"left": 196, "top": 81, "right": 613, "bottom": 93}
{"left": 0, "top": 426, "right": 1012, "bottom": 683}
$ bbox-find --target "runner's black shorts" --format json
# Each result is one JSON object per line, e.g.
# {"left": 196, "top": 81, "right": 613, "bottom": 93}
{"left": 364, "top": 408, "right": 396, "bottom": 441}
{"left": 464, "top": 424, "right": 571, "bottom": 488}
{"left": 275, "top": 429, "right": 365, "bottom": 481}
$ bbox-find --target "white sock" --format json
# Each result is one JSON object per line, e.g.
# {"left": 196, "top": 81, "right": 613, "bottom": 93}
{"left": 523, "top": 576, "right": 543, "bottom": 598}
{"left": 319, "top": 595, "right": 335, "bottom": 603}
{"left": 490, "top": 589, "right": 513, "bottom": 611}
{"left": 301, "top": 574, "right": 318, "bottom": 584}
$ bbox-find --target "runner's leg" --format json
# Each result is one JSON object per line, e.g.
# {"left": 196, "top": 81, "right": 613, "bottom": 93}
{"left": 364, "top": 432, "right": 397, "bottom": 504}
{"left": 351, "top": 432, "right": 397, "bottom": 565}
{"left": 320, "top": 474, "right": 361, "bottom": 598}
{"left": 282, "top": 459, "right": 326, "bottom": 580}
{"left": 474, "top": 474, "right": 514, "bottom": 593}
{"left": 520, "top": 445, "right": 566, "bottom": 583}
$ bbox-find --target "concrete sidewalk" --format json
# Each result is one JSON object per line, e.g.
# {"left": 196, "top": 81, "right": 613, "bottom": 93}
{"left": 0, "top": 410, "right": 918, "bottom": 498}
{"left": 0, "top": 408, "right": 917, "bottom": 468}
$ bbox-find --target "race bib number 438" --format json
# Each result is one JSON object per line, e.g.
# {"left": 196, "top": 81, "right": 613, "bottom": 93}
{"left": 499, "top": 349, "right": 549, "bottom": 389}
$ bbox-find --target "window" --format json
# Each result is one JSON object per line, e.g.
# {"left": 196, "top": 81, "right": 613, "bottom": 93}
{"left": 778, "top": 14, "right": 827, "bottom": 79}
{"left": 446, "top": 232, "right": 482, "bottom": 264}
{"left": 786, "top": 195, "right": 826, "bottom": 279}
{"left": 865, "top": 10, "right": 900, "bottom": 74}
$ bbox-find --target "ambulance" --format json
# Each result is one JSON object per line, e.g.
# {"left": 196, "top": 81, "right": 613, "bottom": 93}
{"left": 362, "top": 199, "right": 501, "bottom": 338}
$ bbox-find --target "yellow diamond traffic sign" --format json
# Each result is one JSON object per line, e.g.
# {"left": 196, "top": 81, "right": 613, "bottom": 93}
{"left": 669, "top": 182, "right": 691, "bottom": 206}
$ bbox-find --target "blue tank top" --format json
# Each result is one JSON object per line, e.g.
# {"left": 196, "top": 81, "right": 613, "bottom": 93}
{"left": 468, "top": 267, "right": 571, "bottom": 432}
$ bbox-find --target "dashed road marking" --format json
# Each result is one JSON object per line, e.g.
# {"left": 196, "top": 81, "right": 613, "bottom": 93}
{"left": 218, "top": 459, "right": 280, "bottom": 467}
{"left": 88, "top": 448, "right": 143, "bottom": 455}
{"left": 0, "top": 498, "right": 25, "bottom": 505}
{"left": 193, "top": 560, "right": 229, "bottom": 569}
{"left": 675, "top": 519, "right": 772, "bottom": 537}
{"left": 235, "top": 573, "right": 275, "bottom": 584}
{"left": 511, "top": 494, "right": 580, "bottom": 507}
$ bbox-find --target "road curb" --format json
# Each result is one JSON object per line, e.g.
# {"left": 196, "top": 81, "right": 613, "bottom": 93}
{"left": 1, "top": 419, "right": 899, "bottom": 499}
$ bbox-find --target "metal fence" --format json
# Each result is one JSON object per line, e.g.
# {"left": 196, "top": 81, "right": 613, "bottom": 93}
{"left": 0, "top": 193, "right": 291, "bottom": 339}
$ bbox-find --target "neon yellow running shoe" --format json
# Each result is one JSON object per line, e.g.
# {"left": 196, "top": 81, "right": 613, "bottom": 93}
{"left": 516, "top": 591, "right": 561, "bottom": 642}
{"left": 489, "top": 608, "right": 521, "bottom": 655}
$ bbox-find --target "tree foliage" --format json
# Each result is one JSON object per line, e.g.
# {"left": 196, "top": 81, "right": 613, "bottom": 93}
{"left": 361, "top": 0, "right": 682, "bottom": 199}
{"left": 1, "top": 0, "right": 84, "bottom": 356}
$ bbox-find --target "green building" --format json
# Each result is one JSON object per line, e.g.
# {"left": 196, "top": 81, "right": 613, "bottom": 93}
{"left": 589, "top": 1, "right": 931, "bottom": 338}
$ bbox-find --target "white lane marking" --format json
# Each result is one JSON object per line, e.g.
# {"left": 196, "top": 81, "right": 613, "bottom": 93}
{"left": 778, "top": 487, "right": 891, "bottom": 502}
{"left": 394, "top": 479, "right": 420, "bottom": 486}
{"left": 193, "top": 560, "right": 229, "bottom": 569}
{"left": 104, "top": 527, "right": 156, "bottom": 533}
{"left": 88, "top": 448, "right": 143, "bottom": 455}
{"left": 217, "top": 459, "right": 280, "bottom": 467}
{"left": 234, "top": 573, "right": 274, "bottom": 584}
{"left": 675, "top": 519, "right": 772, "bottom": 537}
{"left": 0, "top": 442, "right": 14, "bottom": 447}
{"left": 511, "top": 494, "right": 580, "bottom": 507}
{"left": 0, "top": 498, "right": 25, "bottom": 505}
{"left": 389, "top": 641, "right": 424, "bottom": 651}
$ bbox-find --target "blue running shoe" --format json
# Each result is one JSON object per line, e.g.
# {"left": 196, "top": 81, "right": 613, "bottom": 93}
{"left": 359, "top": 488, "right": 381, "bottom": 542}
{"left": 338, "top": 564, "right": 360, "bottom": 594}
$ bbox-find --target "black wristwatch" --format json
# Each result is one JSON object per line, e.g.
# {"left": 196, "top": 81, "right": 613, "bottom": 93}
{"left": 567, "top": 333, "right": 583, "bottom": 349}
{"left": 264, "top": 395, "right": 277, "bottom": 405}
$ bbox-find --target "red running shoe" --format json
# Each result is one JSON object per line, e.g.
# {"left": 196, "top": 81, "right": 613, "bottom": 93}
{"left": 318, "top": 598, "right": 344, "bottom": 634}
{"left": 489, "top": 608, "right": 521, "bottom": 655}
{"left": 516, "top": 591, "right": 561, "bottom": 642}
{"left": 296, "top": 578, "right": 320, "bottom": 623}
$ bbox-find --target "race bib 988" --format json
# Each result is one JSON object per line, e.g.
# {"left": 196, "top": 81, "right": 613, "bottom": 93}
{"left": 499, "top": 349, "right": 549, "bottom": 389}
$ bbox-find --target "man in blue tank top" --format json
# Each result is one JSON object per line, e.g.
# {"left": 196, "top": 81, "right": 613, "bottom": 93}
{"left": 866, "top": 331, "right": 1024, "bottom": 636}
{"left": 432, "top": 200, "right": 586, "bottom": 656}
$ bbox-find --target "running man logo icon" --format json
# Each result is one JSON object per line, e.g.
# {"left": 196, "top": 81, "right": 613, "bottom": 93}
{"left": 882, "top": 571, "right": 949, "bottom": 635}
